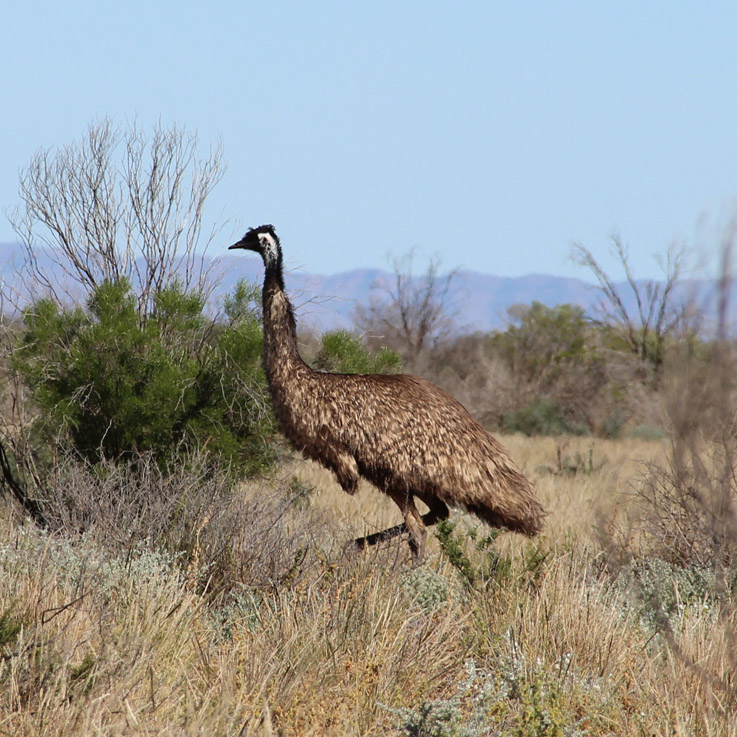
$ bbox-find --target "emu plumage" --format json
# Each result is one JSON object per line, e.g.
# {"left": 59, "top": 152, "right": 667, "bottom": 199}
{"left": 229, "top": 225, "right": 544, "bottom": 563}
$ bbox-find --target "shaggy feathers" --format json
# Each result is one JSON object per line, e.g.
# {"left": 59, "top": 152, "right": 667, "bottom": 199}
{"left": 230, "top": 225, "right": 544, "bottom": 562}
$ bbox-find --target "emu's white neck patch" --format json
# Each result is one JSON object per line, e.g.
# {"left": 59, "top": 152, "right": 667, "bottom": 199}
{"left": 259, "top": 232, "right": 280, "bottom": 265}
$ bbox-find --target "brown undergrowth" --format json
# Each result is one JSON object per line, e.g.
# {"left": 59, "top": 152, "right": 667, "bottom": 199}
{"left": 2, "top": 433, "right": 735, "bottom": 736}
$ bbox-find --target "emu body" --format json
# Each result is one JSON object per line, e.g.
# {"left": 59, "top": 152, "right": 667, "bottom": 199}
{"left": 230, "top": 225, "right": 544, "bottom": 563}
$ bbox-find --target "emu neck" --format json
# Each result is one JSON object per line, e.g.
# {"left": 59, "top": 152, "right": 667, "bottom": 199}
{"left": 262, "top": 266, "right": 308, "bottom": 380}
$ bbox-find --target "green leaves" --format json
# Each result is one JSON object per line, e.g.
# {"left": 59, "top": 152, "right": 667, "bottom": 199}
{"left": 311, "top": 330, "right": 402, "bottom": 375}
{"left": 13, "top": 278, "right": 273, "bottom": 474}
{"left": 492, "top": 302, "right": 593, "bottom": 380}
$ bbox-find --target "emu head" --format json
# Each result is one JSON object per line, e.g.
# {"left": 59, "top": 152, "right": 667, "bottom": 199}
{"left": 229, "top": 224, "right": 281, "bottom": 268}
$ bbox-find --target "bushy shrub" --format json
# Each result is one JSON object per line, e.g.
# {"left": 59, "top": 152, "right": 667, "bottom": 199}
{"left": 613, "top": 331, "right": 737, "bottom": 570}
{"left": 8, "top": 449, "right": 331, "bottom": 594}
{"left": 12, "top": 278, "right": 274, "bottom": 475}
{"left": 504, "top": 399, "right": 589, "bottom": 437}
{"left": 401, "top": 565, "right": 453, "bottom": 612}
{"left": 628, "top": 423, "right": 666, "bottom": 440}
{"left": 311, "top": 329, "right": 402, "bottom": 374}
{"left": 600, "top": 409, "right": 625, "bottom": 439}
{"left": 385, "top": 655, "right": 581, "bottom": 737}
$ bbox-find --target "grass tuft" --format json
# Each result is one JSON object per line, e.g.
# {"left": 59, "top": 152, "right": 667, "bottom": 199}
{"left": 0, "top": 434, "right": 735, "bottom": 735}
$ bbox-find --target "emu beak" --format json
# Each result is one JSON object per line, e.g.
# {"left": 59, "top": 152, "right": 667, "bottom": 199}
{"left": 229, "top": 236, "right": 259, "bottom": 252}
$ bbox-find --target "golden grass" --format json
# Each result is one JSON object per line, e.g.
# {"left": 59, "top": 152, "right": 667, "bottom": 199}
{"left": 288, "top": 433, "right": 669, "bottom": 549}
{"left": 1, "top": 434, "right": 734, "bottom": 736}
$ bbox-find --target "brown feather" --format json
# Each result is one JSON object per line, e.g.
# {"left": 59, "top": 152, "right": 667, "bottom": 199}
{"left": 234, "top": 226, "right": 545, "bottom": 562}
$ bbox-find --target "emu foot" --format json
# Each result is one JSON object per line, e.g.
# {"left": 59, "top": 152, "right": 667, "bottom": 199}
{"left": 353, "top": 521, "right": 408, "bottom": 550}
{"left": 350, "top": 522, "right": 426, "bottom": 567}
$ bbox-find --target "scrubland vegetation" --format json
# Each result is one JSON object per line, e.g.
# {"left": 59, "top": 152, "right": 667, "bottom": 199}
{"left": 1, "top": 433, "right": 735, "bottom": 736}
{"left": 1, "top": 121, "right": 735, "bottom": 735}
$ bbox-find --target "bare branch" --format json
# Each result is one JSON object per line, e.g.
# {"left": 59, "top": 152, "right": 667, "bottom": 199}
{"left": 9, "top": 118, "right": 227, "bottom": 321}
{"left": 354, "top": 248, "right": 458, "bottom": 362}
{"left": 572, "top": 235, "right": 688, "bottom": 378}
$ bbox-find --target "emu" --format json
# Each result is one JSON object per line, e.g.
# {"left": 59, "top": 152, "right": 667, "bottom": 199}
{"left": 229, "top": 225, "right": 544, "bottom": 564}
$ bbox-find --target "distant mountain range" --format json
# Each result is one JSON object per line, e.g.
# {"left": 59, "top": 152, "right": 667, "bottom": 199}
{"left": 1, "top": 242, "right": 728, "bottom": 334}
{"left": 215, "top": 254, "right": 724, "bottom": 335}
{"left": 216, "top": 260, "right": 602, "bottom": 333}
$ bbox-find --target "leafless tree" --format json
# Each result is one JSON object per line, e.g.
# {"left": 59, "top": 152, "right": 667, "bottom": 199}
{"left": 354, "top": 248, "right": 458, "bottom": 363}
{"left": 597, "top": 231, "right": 737, "bottom": 715}
{"left": 572, "top": 234, "right": 688, "bottom": 377}
{"left": 8, "top": 118, "right": 226, "bottom": 320}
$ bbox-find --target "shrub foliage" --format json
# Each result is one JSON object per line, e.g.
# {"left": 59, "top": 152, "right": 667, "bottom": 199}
{"left": 12, "top": 278, "right": 274, "bottom": 474}
{"left": 312, "top": 329, "right": 402, "bottom": 374}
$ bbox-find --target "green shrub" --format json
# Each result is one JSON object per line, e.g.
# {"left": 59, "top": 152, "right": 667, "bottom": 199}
{"left": 434, "top": 519, "right": 512, "bottom": 588}
{"left": 311, "top": 329, "right": 402, "bottom": 374}
{"left": 12, "top": 278, "right": 274, "bottom": 475}
{"left": 504, "top": 400, "right": 589, "bottom": 437}
{"left": 628, "top": 423, "right": 666, "bottom": 440}
{"left": 435, "top": 518, "right": 477, "bottom": 586}
{"left": 600, "top": 410, "right": 625, "bottom": 439}
{"left": 0, "top": 610, "right": 24, "bottom": 650}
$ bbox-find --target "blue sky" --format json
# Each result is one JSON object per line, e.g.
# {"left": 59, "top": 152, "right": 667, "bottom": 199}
{"left": 2, "top": 2, "right": 736, "bottom": 280}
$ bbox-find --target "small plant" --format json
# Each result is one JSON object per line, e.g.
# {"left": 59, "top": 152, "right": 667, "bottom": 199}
{"left": 434, "top": 519, "right": 513, "bottom": 588}
{"left": 383, "top": 663, "right": 487, "bottom": 737}
{"left": 385, "top": 655, "right": 585, "bottom": 737}
{"left": 68, "top": 653, "right": 96, "bottom": 697}
{"left": 284, "top": 476, "right": 315, "bottom": 510}
{"left": 536, "top": 443, "right": 605, "bottom": 477}
{"left": 209, "top": 587, "right": 265, "bottom": 642}
{"left": 514, "top": 676, "right": 567, "bottom": 737}
{"left": 0, "top": 609, "right": 24, "bottom": 650}
{"left": 435, "top": 518, "right": 477, "bottom": 586}
{"left": 555, "top": 445, "right": 603, "bottom": 476}
{"left": 467, "top": 526, "right": 513, "bottom": 584}
{"left": 616, "top": 557, "right": 733, "bottom": 628}
{"left": 387, "top": 698, "right": 461, "bottom": 737}
{"left": 401, "top": 565, "right": 452, "bottom": 612}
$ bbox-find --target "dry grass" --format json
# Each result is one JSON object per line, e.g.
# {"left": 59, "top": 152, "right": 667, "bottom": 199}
{"left": 1, "top": 434, "right": 735, "bottom": 736}
{"left": 289, "top": 433, "right": 669, "bottom": 549}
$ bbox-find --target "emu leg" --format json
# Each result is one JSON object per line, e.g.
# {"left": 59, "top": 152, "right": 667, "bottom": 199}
{"left": 389, "top": 492, "right": 426, "bottom": 564}
{"left": 353, "top": 495, "right": 449, "bottom": 565}
{"left": 416, "top": 494, "right": 450, "bottom": 526}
